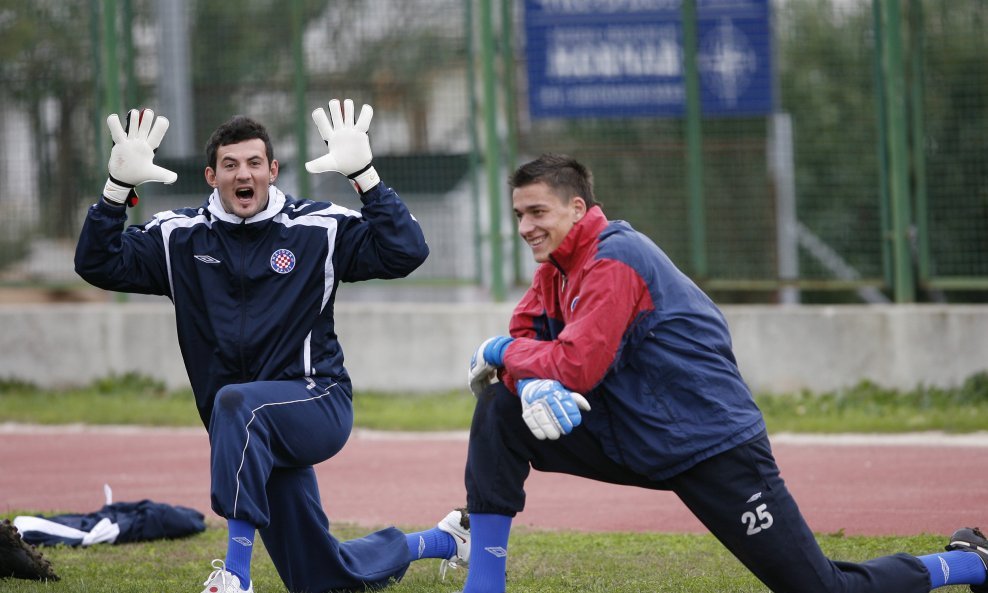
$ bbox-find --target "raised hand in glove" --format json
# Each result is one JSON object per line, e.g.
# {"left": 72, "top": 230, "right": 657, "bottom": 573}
{"left": 305, "top": 98, "right": 381, "bottom": 193}
{"left": 517, "top": 379, "right": 591, "bottom": 440}
{"left": 468, "top": 336, "right": 514, "bottom": 397}
{"left": 103, "top": 109, "right": 178, "bottom": 206}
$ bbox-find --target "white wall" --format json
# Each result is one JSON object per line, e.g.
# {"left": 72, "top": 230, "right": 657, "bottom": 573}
{"left": 1, "top": 303, "right": 986, "bottom": 394}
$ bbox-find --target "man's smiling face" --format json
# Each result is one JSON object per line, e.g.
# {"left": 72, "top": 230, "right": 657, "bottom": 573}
{"left": 205, "top": 138, "right": 278, "bottom": 219}
{"left": 512, "top": 182, "right": 587, "bottom": 263}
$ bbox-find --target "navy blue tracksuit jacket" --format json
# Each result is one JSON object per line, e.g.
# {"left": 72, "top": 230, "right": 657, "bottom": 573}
{"left": 75, "top": 183, "right": 429, "bottom": 427}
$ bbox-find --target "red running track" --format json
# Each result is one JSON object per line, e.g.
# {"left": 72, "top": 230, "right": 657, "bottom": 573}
{"left": 1, "top": 425, "right": 985, "bottom": 536}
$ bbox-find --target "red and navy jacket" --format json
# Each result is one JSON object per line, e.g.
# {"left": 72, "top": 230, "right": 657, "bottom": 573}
{"left": 75, "top": 183, "right": 428, "bottom": 428}
{"left": 501, "top": 206, "right": 765, "bottom": 480}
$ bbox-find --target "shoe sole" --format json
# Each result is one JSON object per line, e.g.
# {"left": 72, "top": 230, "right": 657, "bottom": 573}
{"left": 0, "top": 520, "right": 59, "bottom": 581}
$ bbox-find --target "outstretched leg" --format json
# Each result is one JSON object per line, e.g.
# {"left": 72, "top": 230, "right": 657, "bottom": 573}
{"left": 260, "top": 466, "right": 410, "bottom": 592}
{"left": 208, "top": 378, "right": 408, "bottom": 592}
{"left": 668, "top": 434, "right": 933, "bottom": 593}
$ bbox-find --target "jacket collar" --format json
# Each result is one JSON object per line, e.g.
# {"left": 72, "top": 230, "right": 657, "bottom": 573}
{"left": 206, "top": 185, "right": 286, "bottom": 224}
{"left": 547, "top": 206, "right": 608, "bottom": 274}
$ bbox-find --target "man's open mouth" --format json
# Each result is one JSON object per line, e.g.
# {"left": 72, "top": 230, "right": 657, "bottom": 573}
{"left": 236, "top": 188, "right": 255, "bottom": 200}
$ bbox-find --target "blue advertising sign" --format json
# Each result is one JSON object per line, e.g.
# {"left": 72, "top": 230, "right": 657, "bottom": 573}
{"left": 524, "top": 0, "right": 773, "bottom": 119}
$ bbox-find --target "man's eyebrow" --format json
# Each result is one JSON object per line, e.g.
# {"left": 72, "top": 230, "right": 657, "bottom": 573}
{"left": 220, "top": 153, "right": 263, "bottom": 162}
{"left": 516, "top": 203, "right": 545, "bottom": 211}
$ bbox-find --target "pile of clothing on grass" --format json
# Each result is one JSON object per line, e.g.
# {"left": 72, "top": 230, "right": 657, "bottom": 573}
{"left": 1, "top": 486, "right": 204, "bottom": 582}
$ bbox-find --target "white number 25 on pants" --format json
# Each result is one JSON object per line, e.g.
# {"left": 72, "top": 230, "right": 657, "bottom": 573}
{"left": 742, "top": 503, "right": 775, "bottom": 535}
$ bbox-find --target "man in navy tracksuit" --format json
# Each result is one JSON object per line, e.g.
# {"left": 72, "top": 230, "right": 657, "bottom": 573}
{"left": 75, "top": 100, "right": 469, "bottom": 593}
{"left": 464, "top": 153, "right": 988, "bottom": 593}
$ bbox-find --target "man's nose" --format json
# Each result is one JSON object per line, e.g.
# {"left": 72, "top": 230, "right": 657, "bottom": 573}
{"left": 517, "top": 216, "right": 532, "bottom": 235}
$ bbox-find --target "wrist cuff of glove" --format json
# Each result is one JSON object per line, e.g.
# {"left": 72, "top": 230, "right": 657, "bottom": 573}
{"left": 516, "top": 379, "right": 535, "bottom": 395}
{"left": 347, "top": 165, "right": 380, "bottom": 194}
{"left": 103, "top": 178, "right": 137, "bottom": 206}
{"left": 483, "top": 336, "right": 515, "bottom": 367}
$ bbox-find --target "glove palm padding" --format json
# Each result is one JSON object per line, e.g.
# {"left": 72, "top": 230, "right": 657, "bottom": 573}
{"left": 305, "top": 99, "right": 380, "bottom": 192}
{"left": 103, "top": 109, "right": 177, "bottom": 205}
{"left": 519, "top": 379, "right": 591, "bottom": 440}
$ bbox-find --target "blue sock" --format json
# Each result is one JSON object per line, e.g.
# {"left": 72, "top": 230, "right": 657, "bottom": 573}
{"left": 918, "top": 550, "right": 987, "bottom": 589}
{"left": 405, "top": 527, "right": 456, "bottom": 561}
{"left": 225, "top": 519, "right": 255, "bottom": 590}
{"left": 463, "top": 513, "right": 512, "bottom": 593}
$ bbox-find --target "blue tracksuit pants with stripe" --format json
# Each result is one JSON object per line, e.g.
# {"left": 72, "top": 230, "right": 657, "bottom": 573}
{"left": 208, "top": 378, "right": 409, "bottom": 592}
{"left": 466, "top": 384, "right": 932, "bottom": 593}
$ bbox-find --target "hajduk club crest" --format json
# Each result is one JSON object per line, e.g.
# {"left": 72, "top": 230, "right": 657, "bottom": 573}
{"left": 270, "top": 248, "right": 296, "bottom": 274}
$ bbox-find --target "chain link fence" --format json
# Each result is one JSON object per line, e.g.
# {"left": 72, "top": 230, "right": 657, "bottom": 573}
{"left": 0, "top": 0, "right": 984, "bottom": 303}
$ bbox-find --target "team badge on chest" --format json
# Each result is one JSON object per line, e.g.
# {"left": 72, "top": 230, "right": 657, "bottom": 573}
{"left": 270, "top": 248, "right": 296, "bottom": 274}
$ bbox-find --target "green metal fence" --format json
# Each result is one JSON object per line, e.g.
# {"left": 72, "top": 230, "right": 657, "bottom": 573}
{"left": 0, "top": 0, "right": 985, "bottom": 303}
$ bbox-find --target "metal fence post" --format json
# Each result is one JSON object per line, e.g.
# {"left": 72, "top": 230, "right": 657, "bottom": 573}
{"left": 465, "top": 0, "right": 484, "bottom": 286}
{"left": 682, "top": 0, "right": 707, "bottom": 281}
{"left": 101, "top": 0, "right": 120, "bottom": 116}
{"left": 480, "top": 0, "right": 506, "bottom": 301}
{"left": 500, "top": 0, "right": 523, "bottom": 287}
{"left": 908, "top": 0, "right": 930, "bottom": 289}
{"left": 871, "top": 0, "right": 894, "bottom": 295}
{"left": 292, "top": 0, "right": 310, "bottom": 199}
{"left": 880, "top": 0, "right": 915, "bottom": 303}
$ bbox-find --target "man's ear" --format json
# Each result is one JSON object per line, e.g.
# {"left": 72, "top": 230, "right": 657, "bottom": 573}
{"left": 572, "top": 196, "right": 588, "bottom": 221}
{"left": 204, "top": 167, "right": 217, "bottom": 188}
{"left": 269, "top": 159, "right": 279, "bottom": 183}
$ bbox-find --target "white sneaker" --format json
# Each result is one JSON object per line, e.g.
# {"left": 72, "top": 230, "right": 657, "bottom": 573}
{"left": 201, "top": 559, "right": 253, "bottom": 593}
{"left": 437, "top": 508, "right": 470, "bottom": 580}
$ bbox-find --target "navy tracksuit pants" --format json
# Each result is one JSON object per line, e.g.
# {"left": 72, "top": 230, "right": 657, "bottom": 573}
{"left": 466, "top": 384, "right": 932, "bottom": 593}
{"left": 208, "top": 378, "right": 409, "bottom": 593}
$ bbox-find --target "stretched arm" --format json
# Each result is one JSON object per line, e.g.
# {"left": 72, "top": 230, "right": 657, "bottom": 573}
{"left": 74, "top": 205, "right": 172, "bottom": 296}
{"left": 75, "top": 108, "right": 177, "bottom": 295}
{"left": 337, "top": 184, "right": 430, "bottom": 282}
{"left": 305, "top": 98, "right": 429, "bottom": 281}
{"left": 505, "top": 258, "right": 652, "bottom": 394}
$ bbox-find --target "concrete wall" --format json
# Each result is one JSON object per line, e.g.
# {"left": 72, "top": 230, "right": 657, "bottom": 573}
{"left": 1, "top": 303, "right": 986, "bottom": 393}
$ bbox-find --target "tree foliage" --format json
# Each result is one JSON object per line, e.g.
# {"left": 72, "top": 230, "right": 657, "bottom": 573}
{"left": 0, "top": 2, "right": 98, "bottom": 238}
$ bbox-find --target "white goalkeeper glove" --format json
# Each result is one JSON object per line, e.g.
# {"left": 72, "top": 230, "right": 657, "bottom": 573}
{"left": 517, "top": 379, "right": 591, "bottom": 440}
{"left": 103, "top": 109, "right": 178, "bottom": 206}
{"left": 305, "top": 98, "right": 380, "bottom": 193}
{"left": 468, "top": 336, "right": 514, "bottom": 397}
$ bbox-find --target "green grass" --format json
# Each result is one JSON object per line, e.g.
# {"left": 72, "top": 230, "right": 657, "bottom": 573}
{"left": 1, "top": 371, "right": 987, "bottom": 433}
{"left": 0, "top": 374, "right": 201, "bottom": 427}
{"left": 0, "top": 518, "right": 969, "bottom": 593}
{"left": 756, "top": 372, "right": 988, "bottom": 433}
{"left": 352, "top": 389, "right": 477, "bottom": 431}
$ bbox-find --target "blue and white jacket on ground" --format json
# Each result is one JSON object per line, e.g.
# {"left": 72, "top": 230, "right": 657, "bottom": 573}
{"left": 14, "top": 500, "right": 205, "bottom": 547}
{"left": 74, "top": 183, "right": 429, "bottom": 427}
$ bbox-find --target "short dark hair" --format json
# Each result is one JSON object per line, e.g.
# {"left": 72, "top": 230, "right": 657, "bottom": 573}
{"left": 508, "top": 153, "right": 598, "bottom": 208}
{"left": 205, "top": 115, "right": 274, "bottom": 169}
